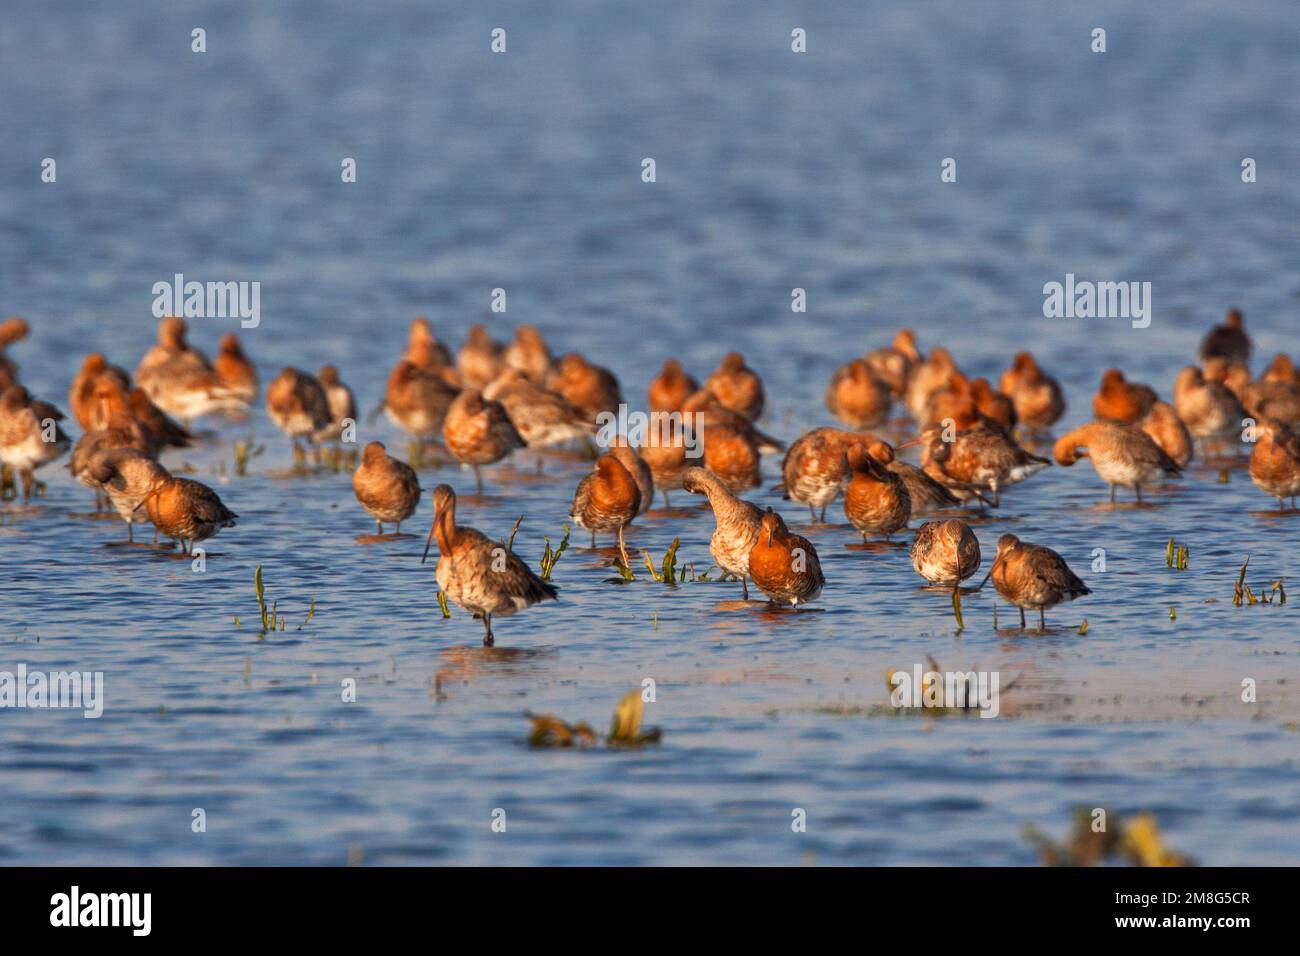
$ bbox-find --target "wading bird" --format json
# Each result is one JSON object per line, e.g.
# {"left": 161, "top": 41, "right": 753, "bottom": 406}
{"left": 648, "top": 359, "right": 699, "bottom": 413}
{"left": 570, "top": 454, "right": 642, "bottom": 564}
{"left": 991, "top": 534, "right": 1090, "bottom": 630}
{"left": 83, "top": 447, "right": 169, "bottom": 543}
{"left": 843, "top": 443, "right": 911, "bottom": 539}
{"left": 910, "top": 519, "right": 981, "bottom": 596}
{"left": 0, "top": 385, "right": 70, "bottom": 501}
{"left": 998, "top": 352, "right": 1065, "bottom": 432}
{"left": 442, "top": 388, "right": 524, "bottom": 494}
{"left": 144, "top": 473, "right": 238, "bottom": 554}
{"left": 825, "top": 358, "right": 891, "bottom": 430}
{"left": 1199, "top": 308, "right": 1251, "bottom": 365}
{"left": 353, "top": 441, "right": 421, "bottom": 535}
{"left": 704, "top": 352, "right": 765, "bottom": 421}
{"left": 266, "top": 367, "right": 331, "bottom": 464}
{"left": 1053, "top": 421, "right": 1182, "bottom": 503}
{"left": 422, "top": 484, "right": 558, "bottom": 646}
{"left": 749, "top": 508, "right": 825, "bottom": 606}
{"left": 1248, "top": 418, "right": 1300, "bottom": 510}
{"left": 456, "top": 325, "right": 506, "bottom": 390}
{"left": 682, "top": 466, "right": 764, "bottom": 600}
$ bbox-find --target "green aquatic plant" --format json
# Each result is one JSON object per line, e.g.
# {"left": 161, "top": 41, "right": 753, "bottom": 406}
{"left": 436, "top": 591, "right": 451, "bottom": 618}
{"left": 252, "top": 564, "right": 308, "bottom": 633}
{"left": 1165, "top": 538, "right": 1189, "bottom": 570}
{"left": 233, "top": 430, "right": 265, "bottom": 477}
{"left": 254, "top": 565, "right": 269, "bottom": 630}
{"left": 539, "top": 524, "right": 570, "bottom": 581}
{"left": 639, "top": 537, "right": 682, "bottom": 585}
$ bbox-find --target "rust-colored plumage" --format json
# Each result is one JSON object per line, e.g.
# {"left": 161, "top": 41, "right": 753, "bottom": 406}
{"left": 545, "top": 353, "right": 622, "bottom": 421}
{"left": 998, "top": 352, "right": 1065, "bottom": 431}
{"left": 704, "top": 352, "right": 764, "bottom": 421}
{"left": 648, "top": 359, "right": 699, "bottom": 413}
{"left": 700, "top": 421, "right": 762, "bottom": 493}
{"left": 404, "top": 318, "right": 456, "bottom": 373}
{"left": 1138, "top": 401, "right": 1194, "bottom": 469}
{"left": 214, "top": 333, "right": 258, "bottom": 403}
{"left": 843, "top": 443, "right": 911, "bottom": 539}
{"left": 681, "top": 388, "right": 783, "bottom": 453}
{"left": 1092, "top": 369, "right": 1157, "bottom": 424}
{"left": 570, "top": 454, "right": 642, "bottom": 562}
{"left": 1262, "top": 354, "right": 1300, "bottom": 387}
{"left": 384, "top": 358, "right": 459, "bottom": 443}
{"left": 144, "top": 475, "right": 237, "bottom": 554}
{"left": 1249, "top": 419, "right": 1300, "bottom": 510}
{"left": 353, "top": 441, "right": 420, "bottom": 534}
{"left": 421, "top": 484, "right": 558, "bottom": 646}
{"left": 991, "top": 534, "right": 1089, "bottom": 630}
{"left": 442, "top": 388, "right": 524, "bottom": 493}
{"left": 970, "top": 378, "right": 1017, "bottom": 431}
{"left": 825, "top": 358, "right": 891, "bottom": 429}
{"left": 0, "top": 316, "right": 29, "bottom": 380}
{"left": 69, "top": 353, "right": 131, "bottom": 430}
{"left": 749, "top": 509, "right": 825, "bottom": 606}
{"left": 608, "top": 441, "right": 655, "bottom": 516}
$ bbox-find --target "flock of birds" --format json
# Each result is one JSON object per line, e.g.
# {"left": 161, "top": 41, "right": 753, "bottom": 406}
{"left": 2, "top": 307, "right": 1299, "bottom": 644}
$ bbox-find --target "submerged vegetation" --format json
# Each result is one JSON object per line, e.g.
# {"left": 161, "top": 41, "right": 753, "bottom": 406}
{"left": 527, "top": 689, "right": 662, "bottom": 748}
{"left": 1025, "top": 806, "right": 1195, "bottom": 867}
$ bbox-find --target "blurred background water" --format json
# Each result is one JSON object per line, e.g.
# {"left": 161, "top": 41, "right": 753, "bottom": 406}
{"left": 0, "top": 0, "right": 1298, "bottom": 865}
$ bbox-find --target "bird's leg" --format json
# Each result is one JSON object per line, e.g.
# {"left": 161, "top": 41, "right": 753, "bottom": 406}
{"left": 1038, "top": 607, "right": 1046, "bottom": 632}
{"left": 1109, "top": 484, "right": 1116, "bottom": 504}
{"left": 376, "top": 519, "right": 383, "bottom": 535}
{"left": 819, "top": 505, "right": 827, "bottom": 523}
{"left": 20, "top": 469, "right": 33, "bottom": 502}
{"left": 1019, "top": 607, "right": 1026, "bottom": 629}
{"left": 662, "top": 489, "right": 671, "bottom": 509}
{"left": 617, "top": 524, "right": 630, "bottom": 569}
{"left": 482, "top": 614, "right": 494, "bottom": 648}
{"left": 809, "top": 504, "right": 817, "bottom": 522}
{"left": 395, "top": 520, "right": 402, "bottom": 534}
{"left": 1135, "top": 484, "right": 1142, "bottom": 504}
{"left": 474, "top": 465, "right": 484, "bottom": 496}
{"left": 126, "top": 521, "right": 133, "bottom": 544}
{"left": 741, "top": 576, "right": 749, "bottom": 601}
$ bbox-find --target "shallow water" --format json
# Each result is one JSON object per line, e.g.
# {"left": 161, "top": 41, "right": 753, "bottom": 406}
{"left": 1, "top": 0, "right": 1298, "bottom": 865}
